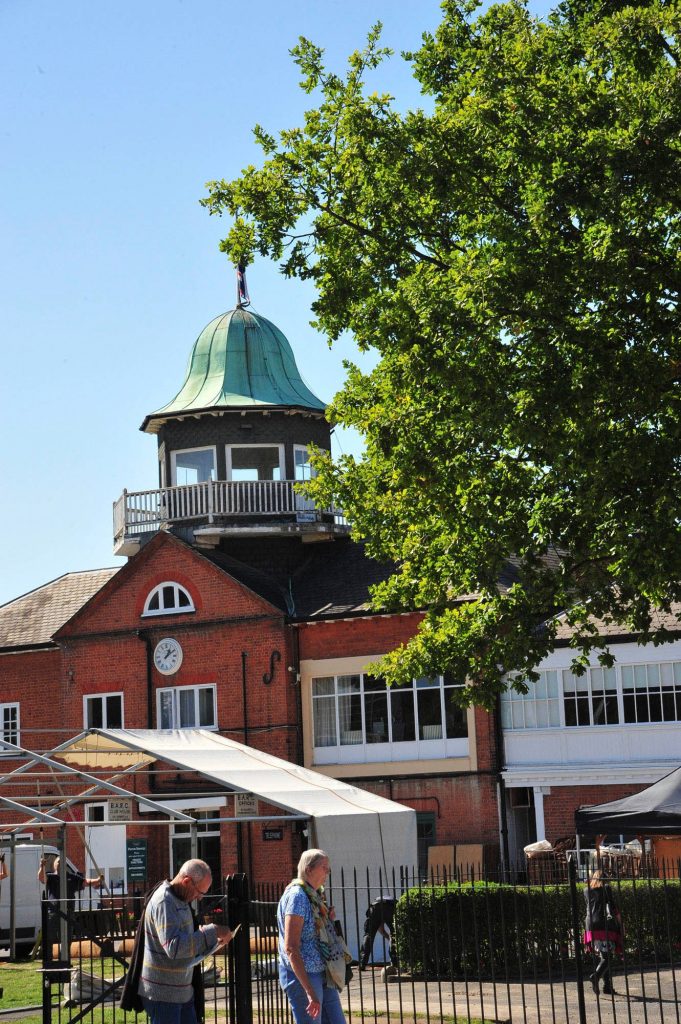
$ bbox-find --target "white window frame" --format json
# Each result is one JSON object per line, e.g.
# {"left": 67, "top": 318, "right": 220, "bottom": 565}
{"left": 157, "top": 684, "right": 218, "bottom": 730}
{"left": 501, "top": 659, "right": 681, "bottom": 730}
{"left": 293, "top": 445, "right": 319, "bottom": 482}
{"left": 142, "top": 582, "right": 195, "bottom": 617}
{"left": 0, "top": 702, "right": 19, "bottom": 749}
{"left": 83, "top": 692, "right": 124, "bottom": 730}
{"left": 311, "top": 673, "right": 468, "bottom": 764}
{"left": 171, "top": 446, "right": 217, "bottom": 485}
{"left": 225, "top": 443, "right": 285, "bottom": 481}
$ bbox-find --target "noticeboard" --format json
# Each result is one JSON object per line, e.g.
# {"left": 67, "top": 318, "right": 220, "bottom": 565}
{"left": 126, "top": 839, "right": 148, "bottom": 881}
{"left": 235, "top": 793, "right": 259, "bottom": 817}
{"left": 109, "top": 798, "right": 132, "bottom": 822}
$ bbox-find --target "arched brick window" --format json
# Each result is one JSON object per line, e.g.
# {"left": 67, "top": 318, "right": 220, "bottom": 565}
{"left": 142, "top": 582, "right": 194, "bottom": 617}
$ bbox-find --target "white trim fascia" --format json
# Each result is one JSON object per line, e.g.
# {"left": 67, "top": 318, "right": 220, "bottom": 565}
{"left": 503, "top": 762, "right": 679, "bottom": 788}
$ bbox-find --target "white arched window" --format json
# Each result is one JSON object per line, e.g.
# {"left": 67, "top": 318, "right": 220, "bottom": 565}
{"left": 142, "top": 582, "right": 194, "bottom": 617}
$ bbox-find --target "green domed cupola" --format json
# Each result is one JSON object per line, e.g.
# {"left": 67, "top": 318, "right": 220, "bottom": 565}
{"left": 142, "top": 306, "right": 325, "bottom": 434}
{"left": 113, "top": 274, "right": 347, "bottom": 557}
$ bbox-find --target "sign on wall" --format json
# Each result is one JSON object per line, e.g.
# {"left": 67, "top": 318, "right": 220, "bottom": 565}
{"left": 263, "top": 828, "right": 283, "bottom": 842}
{"left": 126, "top": 839, "right": 148, "bottom": 882}
{"left": 108, "top": 798, "right": 132, "bottom": 822}
{"left": 235, "top": 793, "right": 258, "bottom": 817}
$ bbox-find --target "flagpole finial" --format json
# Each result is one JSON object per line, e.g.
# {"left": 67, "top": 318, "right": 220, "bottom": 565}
{"left": 236, "top": 261, "right": 250, "bottom": 308}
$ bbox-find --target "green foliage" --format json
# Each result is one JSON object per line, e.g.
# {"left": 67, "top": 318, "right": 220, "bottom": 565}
{"left": 203, "top": 0, "right": 681, "bottom": 705}
{"left": 391, "top": 878, "right": 681, "bottom": 979}
{"left": 393, "top": 881, "right": 574, "bottom": 978}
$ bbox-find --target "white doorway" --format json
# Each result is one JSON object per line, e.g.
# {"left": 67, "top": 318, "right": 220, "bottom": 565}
{"left": 85, "top": 802, "right": 127, "bottom": 896}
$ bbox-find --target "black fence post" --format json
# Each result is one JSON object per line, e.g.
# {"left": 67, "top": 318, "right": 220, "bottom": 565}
{"left": 226, "top": 872, "right": 252, "bottom": 1024}
{"left": 568, "top": 856, "right": 587, "bottom": 1024}
{"left": 41, "top": 895, "right": 51, "bottom": 1024}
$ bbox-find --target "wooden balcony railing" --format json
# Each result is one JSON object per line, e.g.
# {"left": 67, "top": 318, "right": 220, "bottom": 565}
{"left": 113, "top": 481, "right": 347, "bottom": 542}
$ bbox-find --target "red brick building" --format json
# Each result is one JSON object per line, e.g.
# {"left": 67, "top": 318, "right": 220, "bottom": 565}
{"left": 2, "top": 293, "right": 679, "bottom": 889}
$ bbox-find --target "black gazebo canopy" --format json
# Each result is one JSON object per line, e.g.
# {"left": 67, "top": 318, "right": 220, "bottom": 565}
{"left": 575, "top": 765, "right": 681, "bottom": 836}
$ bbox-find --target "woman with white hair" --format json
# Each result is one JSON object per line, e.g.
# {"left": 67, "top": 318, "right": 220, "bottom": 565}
{"left": 277, "top": 849, "right": 351, "bottom": 1024}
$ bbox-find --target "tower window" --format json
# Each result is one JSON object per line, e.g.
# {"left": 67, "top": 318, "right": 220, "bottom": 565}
{"left": 143, "top": 582, "right": 194, "bottom": 617}
{"left": 172, "top": 447, "right": 216, "bottom": 485}
{"left": 226, "top": 444, "right": 284, "bottom": 481}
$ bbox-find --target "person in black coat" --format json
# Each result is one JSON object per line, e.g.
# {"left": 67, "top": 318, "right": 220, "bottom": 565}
{"left": 359, "top": 897, "right": 395, "bottom": 970}
{"left": 583, "top": 869, "right": 623, "bottom": 995}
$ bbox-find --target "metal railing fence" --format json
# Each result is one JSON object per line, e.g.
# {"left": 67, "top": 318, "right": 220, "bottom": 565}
{"left": 34, "top": 861, "right": 681, "bottom": 1024}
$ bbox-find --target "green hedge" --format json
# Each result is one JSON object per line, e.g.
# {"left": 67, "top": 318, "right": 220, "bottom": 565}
{"left": 392, "top": 878, "right": 681, "bottom": 979}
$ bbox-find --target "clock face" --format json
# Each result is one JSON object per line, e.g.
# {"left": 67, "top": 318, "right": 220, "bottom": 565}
{"left": 154, "top": 637, "right": 183, "bottom": 675}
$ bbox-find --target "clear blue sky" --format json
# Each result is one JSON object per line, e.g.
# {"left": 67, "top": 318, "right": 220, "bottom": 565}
{"left": 0, "top": 0, "right": 551, "bottom": 608}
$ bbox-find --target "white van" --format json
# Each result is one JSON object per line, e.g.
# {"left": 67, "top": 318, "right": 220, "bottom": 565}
{"left": 0, "top": 844, "right": 77, "bottom": 955}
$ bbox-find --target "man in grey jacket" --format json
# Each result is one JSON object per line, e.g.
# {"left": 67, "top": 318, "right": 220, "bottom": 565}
{"left": 138, "top": 859, "right": 233, "bottom": 1024}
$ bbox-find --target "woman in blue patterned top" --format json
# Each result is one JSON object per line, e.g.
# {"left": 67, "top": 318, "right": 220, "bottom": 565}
{"left": 278, "top": 849, "right": 349, "bottom": 1024}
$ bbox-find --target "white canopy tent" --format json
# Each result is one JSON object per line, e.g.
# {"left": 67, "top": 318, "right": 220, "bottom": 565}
{"left": 56, "top": 728, "right": 418, "bottom": 954}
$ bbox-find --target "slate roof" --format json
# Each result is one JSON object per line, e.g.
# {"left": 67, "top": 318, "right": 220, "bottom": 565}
{"left": 0, "top": 568, "right": 120, "bottom": 650}
{"left": 552, "top": 603, "right": 681, "bottom": 644}
{"left": 197, "top": 548, "right": 291, "bottom": 614}
{"left": 289, "top": 538, "right": 398, "bottom": 619}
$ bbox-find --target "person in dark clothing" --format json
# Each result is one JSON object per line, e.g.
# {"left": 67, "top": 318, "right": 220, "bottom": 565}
{"left": 38, "top": 855, "right": 103, "bottom": 951}
{"left": 583, "top": 869, "right": 623, "bottom": 995}
{"left": 359, "top": 898, "right": 395, "bottom": 969}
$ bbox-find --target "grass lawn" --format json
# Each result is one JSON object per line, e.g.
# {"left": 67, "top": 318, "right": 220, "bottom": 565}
{"left": 0, "top": 958, "right": 494, "bottom": 1024}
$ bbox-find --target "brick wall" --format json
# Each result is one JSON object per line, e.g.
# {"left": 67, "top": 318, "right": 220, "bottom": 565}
{"left": 544, "top": 782, "right": 647, "bottom": 840}
{"left": 297, "top": 613, "right": 424, "bottom": 660}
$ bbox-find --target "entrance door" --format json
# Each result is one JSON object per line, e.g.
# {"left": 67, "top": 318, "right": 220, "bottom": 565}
{"left": 171, "top": 810, "right": 221, "bottom": 890}
{"left": 85, "top": 803, "right": 127, "bottom": 896}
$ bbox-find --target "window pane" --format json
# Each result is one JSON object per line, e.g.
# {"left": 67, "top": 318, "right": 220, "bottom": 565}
{"left": 390, "top": 689, "right": 415, "bottom": 742}
{"left": 511, "top": 702, "right": 525, "bottom": 728}
{"left": 178, "top": 589, "right": 191, "bottom": 607}
{"left": 312, "top": 677, "right": 335, "bottom": 697}
{"left": 417, "top": 688, "right": 442, "bottom": 739}
{"left": 576, "top": 695, "right": 590, "bottom": 725}
{"left": 564, "top": 697, "right": 577, "bottom": 727}
{"left": 175, "top": 448, "right": 215, "bottom": 484}
{"left": 415, "top": 676, "right": 439, "bottom": 689}
{"left": 294, "top": 447, "right": 317, "bottom": 481}
{"left": 364, "top": 674, "right": 388, "bottom": 693}
{"left": 535, "top": 703, "right": 549, "bottom": 728}
{"left": 591, "top": 692, "right": 607, "bottom": 725}
{"left": 604, "top": 694, "right": 619, "bottom": 724}
{"left": 162, "top": 585, "right": 175, "bottom": 609}
{"left": 230, "top": 446, "right": 281, "bottom": 481}
{"left": 364, "top": 692, "right": 388, "bottom": 743}
{"left": 313, "top": 695, "right": 337, "bottom": 746}
{"left": 198, "top": 688, "right": 215, "bottom": 727}
{"left": 337, "top": 675, "right": 361, "bottom": 694}
{"left": 179, "top": 689, "right": 196, "bottom": 727}
{"left": 339, "top": 691, "right": 362, "bottom": 743}
{"left": 106, "top": 695, "right": 122, "bottom": 729}
{"left": 159, "top": 691, "right": 174, "bottom": 729}
{"left": 86, "top": 697, "right": 103, "bottom": 729}
{"left": 1, "top": 705, "right": 18, "bottom": 744}
{"left": 148, "top": 592, "right": 160, "bottom": 610}
{"left": 649, "top": 692, "right": 662, "bottom": 722}
{"left": 444, "top": 694, "right": 468, "bottom": 738}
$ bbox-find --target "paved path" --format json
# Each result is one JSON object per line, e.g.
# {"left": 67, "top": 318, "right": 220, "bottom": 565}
{"left": 343, "top": 965, "right": 681, "bottom": 1024}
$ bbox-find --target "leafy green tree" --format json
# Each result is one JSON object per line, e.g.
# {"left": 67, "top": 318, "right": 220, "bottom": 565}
{"left": 203, "top": 0, "right": 681, "bottom": 707}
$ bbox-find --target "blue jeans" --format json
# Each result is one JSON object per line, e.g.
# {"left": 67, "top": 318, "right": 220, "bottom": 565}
{"left": 141, "top": 996, "right": 197, "bottom": 1024}
{"left": 279, "top": 964, "right": 346, "bottom": 1024}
